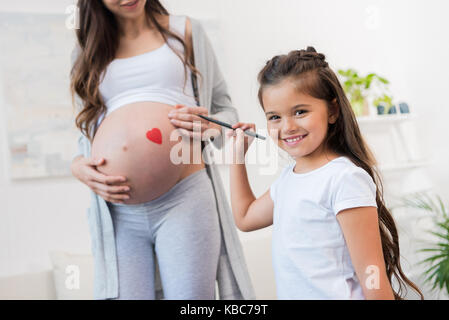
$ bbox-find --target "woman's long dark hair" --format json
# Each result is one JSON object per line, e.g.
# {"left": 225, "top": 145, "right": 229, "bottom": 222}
{"left": 257, "top": 46, "right": 424, "bottom": 300}
{"left": 70, "top": 0, "right": 202, "bottom": 142}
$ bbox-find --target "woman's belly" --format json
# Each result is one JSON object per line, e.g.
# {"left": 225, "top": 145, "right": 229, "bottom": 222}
{"left": 91, "top": 101, "right": 205, "bottom": 204}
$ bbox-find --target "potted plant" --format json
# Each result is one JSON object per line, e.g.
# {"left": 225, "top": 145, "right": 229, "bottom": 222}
{"left": 337, "top": 68, "right": 394, "bottom": 116}
{"left": 373, "top": 94, "right": 394, "bottom": 114}
{"left": 398, "top": 192, "right": 449, "bottom": 298}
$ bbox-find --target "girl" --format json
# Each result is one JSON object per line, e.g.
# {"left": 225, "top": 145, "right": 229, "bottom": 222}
{"left": 227, "top": 46, "right": 423, "bottom": 300}
{"left": 70, "top": 0, "right": 255, "bottom": 300}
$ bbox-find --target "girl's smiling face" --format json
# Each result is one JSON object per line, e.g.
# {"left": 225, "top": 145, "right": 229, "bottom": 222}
{"left": 263, "top": 79, "right": 338, "bottom": 160}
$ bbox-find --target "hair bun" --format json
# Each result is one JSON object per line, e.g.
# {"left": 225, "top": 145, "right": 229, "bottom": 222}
{"left": 305, "top": 47, "right": 325, "bottom": 61}
{"left": 306, "top": 46, "right": 317, "bottom": 53}
{"left": 266, "top": 55, "right": 281, "bottom": 68}
{"left": 315, "top": 53, "right": 325, "bottom": 61}
{"left": 293, "top": 47, "right": 327, "bottom": 64}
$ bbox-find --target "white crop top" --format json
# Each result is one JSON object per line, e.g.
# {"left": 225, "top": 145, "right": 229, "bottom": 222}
{"left": 97, "top": 15, "right": 197, "bottom": 127}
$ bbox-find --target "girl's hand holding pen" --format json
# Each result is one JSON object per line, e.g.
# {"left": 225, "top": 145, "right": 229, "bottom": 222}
{"left": 226, "top": 122, "right": 256, "bottom": 164}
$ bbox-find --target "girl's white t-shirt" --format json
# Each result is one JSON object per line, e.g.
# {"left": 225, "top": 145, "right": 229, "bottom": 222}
{"left": 270, "top": 156, "right": 378, "bottom": 299}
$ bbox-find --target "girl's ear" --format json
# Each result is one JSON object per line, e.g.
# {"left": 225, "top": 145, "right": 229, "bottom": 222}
{"left": 328, "top": 98, "right": 339, "bottom": 124}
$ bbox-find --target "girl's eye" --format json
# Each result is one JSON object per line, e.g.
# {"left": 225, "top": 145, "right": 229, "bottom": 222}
{"left": 295, "top": 110, "right": 307, "bottom": 116}
{"left": 268, "top": 115, "right": 280, "bottom": 121}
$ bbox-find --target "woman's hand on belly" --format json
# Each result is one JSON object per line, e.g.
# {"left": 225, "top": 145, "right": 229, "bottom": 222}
{"left": 167, "top": 104, "right": 221, "bottom": 140}
{"left": 71, "top": 156, "right": 131, "bottom": 204}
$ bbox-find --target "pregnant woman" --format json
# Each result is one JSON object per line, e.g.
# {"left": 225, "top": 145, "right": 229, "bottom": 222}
{"left": 70, "top": 0, "right": 255, "bottom": 300}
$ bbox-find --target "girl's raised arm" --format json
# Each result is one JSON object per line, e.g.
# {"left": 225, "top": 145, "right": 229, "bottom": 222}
{"left": 230, "top": 169, "right": 274, "bottom": 232}
{"left": 227, "top": 124, "right": 274, "bottom": 232}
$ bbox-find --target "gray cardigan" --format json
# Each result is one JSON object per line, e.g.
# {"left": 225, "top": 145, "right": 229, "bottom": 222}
{"left": 71, "top": 16, "right": 256, "bottom": 300}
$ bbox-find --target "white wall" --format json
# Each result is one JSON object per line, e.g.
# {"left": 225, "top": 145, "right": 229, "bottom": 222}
{"left": 0, "top": 0, "right": 448, "bottom": 299}
{"left": 0, "top": 0, "right": 92, "bottom": 276}
{"left": 167, "top": 0, "right": 449, "bottom": 200}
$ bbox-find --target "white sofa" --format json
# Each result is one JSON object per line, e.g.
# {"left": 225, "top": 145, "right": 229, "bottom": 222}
{"left": 0, "top": 235, "right": 277, "bottom": 300}
{"left": 0, "top": 269, "right": 57, "bottom": 300}
{"left": 0, "top": 251, "right": 95, "bottom": 300}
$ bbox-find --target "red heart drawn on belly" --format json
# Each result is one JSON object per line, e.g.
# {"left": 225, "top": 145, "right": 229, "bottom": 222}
{"left": 146, "top": 128, "right": 162, "bottom": 144}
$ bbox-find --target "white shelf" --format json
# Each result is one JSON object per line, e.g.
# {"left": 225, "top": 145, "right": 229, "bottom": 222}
{"left": 378, "top": 160, "right": 432, "bottom": 173}
{"left": 357, "top": 113, "right": 416, "bottom": 124}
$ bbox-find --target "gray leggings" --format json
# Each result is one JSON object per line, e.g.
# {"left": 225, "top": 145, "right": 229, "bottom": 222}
{"left": 106, "top": 168, "right": 221, "bottom": 300}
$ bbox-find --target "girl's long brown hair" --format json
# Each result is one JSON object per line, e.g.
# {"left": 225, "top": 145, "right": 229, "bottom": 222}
{"left": 257, "top": 46, "right": 424, "bottom": 300}
{"left": 70, "top": 0, "right": 202, "bottom": 142}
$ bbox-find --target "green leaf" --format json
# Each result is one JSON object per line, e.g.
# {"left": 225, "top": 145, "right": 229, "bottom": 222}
{"left": 437, "top": 195, "right": 448, "bottom": 219}
{"left": 426, "top": 265, "right": 441, "bottom": 289}
{"left": 378, "top": 76, "right": 389, "bottom": 84}
{"left": 407, "top": 192, "right": 449, "bottom": 293}
{"left": 438, "top": 268, "right": 446, "bottom": 289}
{"left": 365, "top": 79, "right": 372, "bottom": 89}
{"left": 429, "top": 231, "right": 449, "bottom": 242}
{"left": 422, "top": 262, "right": 440, "bottom": 276}
{"left": 421, "top": 253, "right": 447, "bottom": 264}
{"left": 446, "top": 278, "right": 449, "bottom": 295}
{"left": 420, "top": 248, "right": 445, "bottom": 253}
